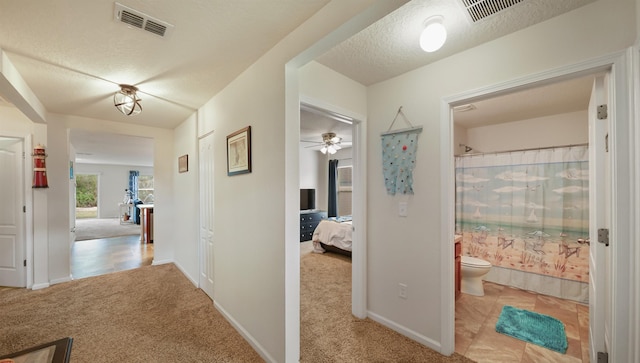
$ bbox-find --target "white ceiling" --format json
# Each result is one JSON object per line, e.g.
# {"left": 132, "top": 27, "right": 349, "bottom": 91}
{"left": 0, "top": 0, "right": 596, "bottom": 165}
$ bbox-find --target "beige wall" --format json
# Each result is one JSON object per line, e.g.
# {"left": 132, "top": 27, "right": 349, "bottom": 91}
{"left": 463, "top": 110, "right": 588, "bottom": 153}
{"left": 191, "top": 2, "right": 406, "bottom": 361}
{"left": 366, "top": 0, "right": 635, "bottom": 352}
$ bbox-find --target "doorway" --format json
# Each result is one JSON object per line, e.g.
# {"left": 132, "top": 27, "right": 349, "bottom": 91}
{"left": 298, "top": 101, "right": 366, "bottom": 353}
{"left": 443, "top": 58, "right": 624, "bottom": 361}
{"left": 69, "top": 129, "right": 154, "bottom": 279}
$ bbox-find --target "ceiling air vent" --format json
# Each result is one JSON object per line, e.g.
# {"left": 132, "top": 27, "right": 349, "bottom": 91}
{"left": 114, "top": 2, "right": 174, "bottom": 37}
{"left": 460, "top": 0, "right": 525, "bottom": 22}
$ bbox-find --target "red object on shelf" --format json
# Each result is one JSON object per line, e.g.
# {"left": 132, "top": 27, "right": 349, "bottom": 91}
{"left": 32, "top": 144, "right": 49, "bottom": 188}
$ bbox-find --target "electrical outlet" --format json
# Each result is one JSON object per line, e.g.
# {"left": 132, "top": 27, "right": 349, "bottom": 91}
{"left": 398, "top": 283, "right": 407, "bottom": 299}
{"left": 398, "top": 202, "right": 408, "bottom": 217}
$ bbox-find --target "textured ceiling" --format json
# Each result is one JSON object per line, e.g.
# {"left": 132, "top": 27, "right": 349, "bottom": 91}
{"left": 0, "top": 0, "right": 331, "bottom": 129}
{"left": 316, "top": 0, "right": 595, "bottom": 86}
{"left": 0, "top": 0, "right": 597, "bottom": 165}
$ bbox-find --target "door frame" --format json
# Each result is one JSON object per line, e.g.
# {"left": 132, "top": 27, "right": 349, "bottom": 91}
{"left": 300, "top": 97, "right": 367, "bottom": 319}
{"left": 439, "top": 50, "right": 634, "bottom": 361}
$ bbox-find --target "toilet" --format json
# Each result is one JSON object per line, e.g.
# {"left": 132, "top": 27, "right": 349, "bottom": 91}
{"left": 461, "top": 256, "right": 492, "bottom": 296}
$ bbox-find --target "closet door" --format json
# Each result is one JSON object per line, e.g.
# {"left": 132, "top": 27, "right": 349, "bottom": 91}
{"left": 199, "top": 132, "right": 215, "bottom": 299}
{"left": 0, "top": 139, "right": 26, "bottom": 287}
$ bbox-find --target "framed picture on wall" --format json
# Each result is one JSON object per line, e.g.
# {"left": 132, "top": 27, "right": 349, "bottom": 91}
{"left": 178, "top": 154, "right": 188, "bottom": 173}
{"left": 227, "top": 126, "right": 251, "bottom": 176}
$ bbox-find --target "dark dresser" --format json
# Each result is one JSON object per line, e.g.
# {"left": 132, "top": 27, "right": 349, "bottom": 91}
{"left": 300, "top": 210, "right": 327, "bottom": 242}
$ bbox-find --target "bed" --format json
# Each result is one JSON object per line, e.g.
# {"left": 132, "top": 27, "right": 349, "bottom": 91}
{"left": 312, "top": 218, "right": 352, "bottom": 256}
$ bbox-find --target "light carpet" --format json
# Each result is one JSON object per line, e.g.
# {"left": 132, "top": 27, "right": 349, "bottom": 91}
{"left": 74, "top": 218, "right": 140, "bottom": 241}
{"left": 1, "top": 249, "right": 474, "bottom": 362}
{"left": 300, "top": 250, "right": 475, "bottom": 362}
{"left": 0, "top": 264, "right": 262, "bottom": 362}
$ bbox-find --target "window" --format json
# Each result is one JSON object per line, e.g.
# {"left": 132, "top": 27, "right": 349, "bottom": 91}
{"left": 338, "top": 166, "right": 352, "bottom": 190}
{"left": 138, "top": 175, "right": 154, "bottom": 203}
{"left": 337, "top": 166, "right": 352, "bottom": 216}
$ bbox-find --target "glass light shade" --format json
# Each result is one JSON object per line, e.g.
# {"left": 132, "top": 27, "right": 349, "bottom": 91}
{"left": 320, "top": 145, "right": 328, "bottom": 154}
{"left": 327, "top": 145, "right": 337, "bottom": 154}
{"left": 114, "top": 85, "right": 142, "bottom": 116}
{"left": 420, "top": 17, "right": 447, "bottom": 53}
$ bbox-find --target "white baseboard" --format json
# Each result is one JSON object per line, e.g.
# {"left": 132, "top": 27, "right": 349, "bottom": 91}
{"left": 173, "top": 261, "right": 198, "bottom": 287}
{"left": 151, "top": 258, "right": 173, "bottom": 266}
{"left": 367, "top": 310, "right": 445, "bottom": 355}
{"left": 214, "top": 301, "right": 277, "bottom": 363}
{"left": 31, "top": 282, "right": 50, "bottom": 290}
{"left": 50, "top": 275, "right": 72, "bottom": 285}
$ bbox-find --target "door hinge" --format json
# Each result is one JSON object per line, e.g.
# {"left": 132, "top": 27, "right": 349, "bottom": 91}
{"left": 597, "top": 351, "right": 608, "bottom": 363}
{"left": 597, "top": 104, "right": 608, "bottom": 119}
{"left": 605, "top": 133, "right": 609, "bottom": 152}
{"left": 598, "top": 228, "right": 609, "bottom": 247}
{"left": 23, "top": 205, "right": 26, "bottom": 213}
{"left": 23, "top": 259, "right": 26, "bottom": 267}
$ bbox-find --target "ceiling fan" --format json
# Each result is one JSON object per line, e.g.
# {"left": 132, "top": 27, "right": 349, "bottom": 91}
{"left": 301, "top": 132, "right": 347, "bottom": 154}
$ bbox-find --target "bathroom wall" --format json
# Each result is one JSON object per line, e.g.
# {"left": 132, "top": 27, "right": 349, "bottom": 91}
{"left": 463, "top": 110, "right": 588, "bottom": 153}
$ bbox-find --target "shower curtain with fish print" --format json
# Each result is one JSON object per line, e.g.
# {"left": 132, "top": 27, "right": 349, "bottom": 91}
{"left": 455, "top": 146, "right": 589, "bottom": 303}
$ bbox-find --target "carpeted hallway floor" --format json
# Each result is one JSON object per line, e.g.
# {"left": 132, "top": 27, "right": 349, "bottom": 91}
{"left": 300, "top": 249, "right": 474, "bottom": 362}
{"left": 0, "top": 252, "right": 473, "bottom": 362}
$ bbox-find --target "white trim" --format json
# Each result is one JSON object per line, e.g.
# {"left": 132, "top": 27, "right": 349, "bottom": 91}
{"left": 631, "top": 44, "right": 640, "bottom": 363}
{"left": 298, "top": 96, "right": 368, "bottom": 319}
{"left": 215, "top": 301, "right": 277, "bottom": 363}
{"left": 608, "top": 48, "right": 634, "bottom": 363}
{"left": 439, "top": 99, "right": 455, "bottom": 355}
{"left": 440, "top": 50, "right": 635, "bottom": 362}
{"left": 31, "top": 282, "right": 50, "bottom": 290}
{"left": 50, "top": 275, "right": 72, "bottom": 285}
{"left": 151, "top": 258, "right": 173, "bottom": 266}
{"left": 351, "top": 116, "right": 367, "bottom": 319}
{"left": 368, "top": 311, "right": 442, "bottom": 352}
{"left": 173, "top": 260, "right": 199, "bottom": 287}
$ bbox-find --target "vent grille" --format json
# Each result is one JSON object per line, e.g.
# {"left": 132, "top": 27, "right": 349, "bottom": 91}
{"left": 114, "top": 2, "right": 173, "bottom": 37}
{"left": 460, "top": 0, "right": 525, "bottom": 22}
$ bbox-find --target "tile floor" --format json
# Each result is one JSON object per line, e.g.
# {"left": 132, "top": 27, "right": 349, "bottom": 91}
{"left": 455, "top": 281, "right": 589, "bottom": 363}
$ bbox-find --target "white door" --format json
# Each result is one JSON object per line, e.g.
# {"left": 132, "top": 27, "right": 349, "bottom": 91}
{"left": 199, "top": 132, "right": 215, "bottom": 299}
{"left": 0, "top": 138, "right": 26, "bottom": 287}
{"left": 588, "top": 74, "right": 611, "bottom": 360}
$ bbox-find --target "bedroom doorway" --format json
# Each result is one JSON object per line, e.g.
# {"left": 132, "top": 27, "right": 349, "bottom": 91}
{"left": 299, "top": 101, "right": 367, "bottom": 316}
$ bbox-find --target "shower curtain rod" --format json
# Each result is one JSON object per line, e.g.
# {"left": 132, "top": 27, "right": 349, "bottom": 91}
{"left": 456, "top": 142, "right": 589, "bottom": 157}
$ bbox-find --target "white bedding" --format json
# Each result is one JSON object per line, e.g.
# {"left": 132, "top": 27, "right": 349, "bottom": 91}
{"left": 312, "top": 220, "right": 352, "bottom": 253}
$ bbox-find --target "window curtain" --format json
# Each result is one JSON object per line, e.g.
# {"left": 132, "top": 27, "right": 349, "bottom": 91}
{"left": 455, "top": 145, "right": 589, "bottom": 302}
{"left": 128, "top": 170, "right": 140, "bottom": 200}
{"left": 328, "top": 159, "right": 339, "bottom": 217}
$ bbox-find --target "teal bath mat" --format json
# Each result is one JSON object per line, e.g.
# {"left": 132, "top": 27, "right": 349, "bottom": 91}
{"left": 495, "top": 305, "right": 568, "bottom": 353}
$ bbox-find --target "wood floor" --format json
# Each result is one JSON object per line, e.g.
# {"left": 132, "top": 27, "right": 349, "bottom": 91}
{"left": 71, "top": 235, "right": 154, "bottom": 279}
{"left": 455, "top": 281, "right": 589, "bottom": 363}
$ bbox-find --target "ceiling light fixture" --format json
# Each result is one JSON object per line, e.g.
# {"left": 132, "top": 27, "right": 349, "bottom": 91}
{"left": 320, "top": 132, "right": 342, "bottom": 155}
{"left": 114, "top": 84, "right": 142, "bottom": 116}
{"left": 420, "top": 15, "right": 447, "bottom": 53}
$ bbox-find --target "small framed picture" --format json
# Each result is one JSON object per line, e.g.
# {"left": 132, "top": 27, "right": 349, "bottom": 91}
{"left": 178, "top": 154, "right": 188, "bottom": 173}
{"left": 227, "top": 126, "right": 251, "bottom": 176}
